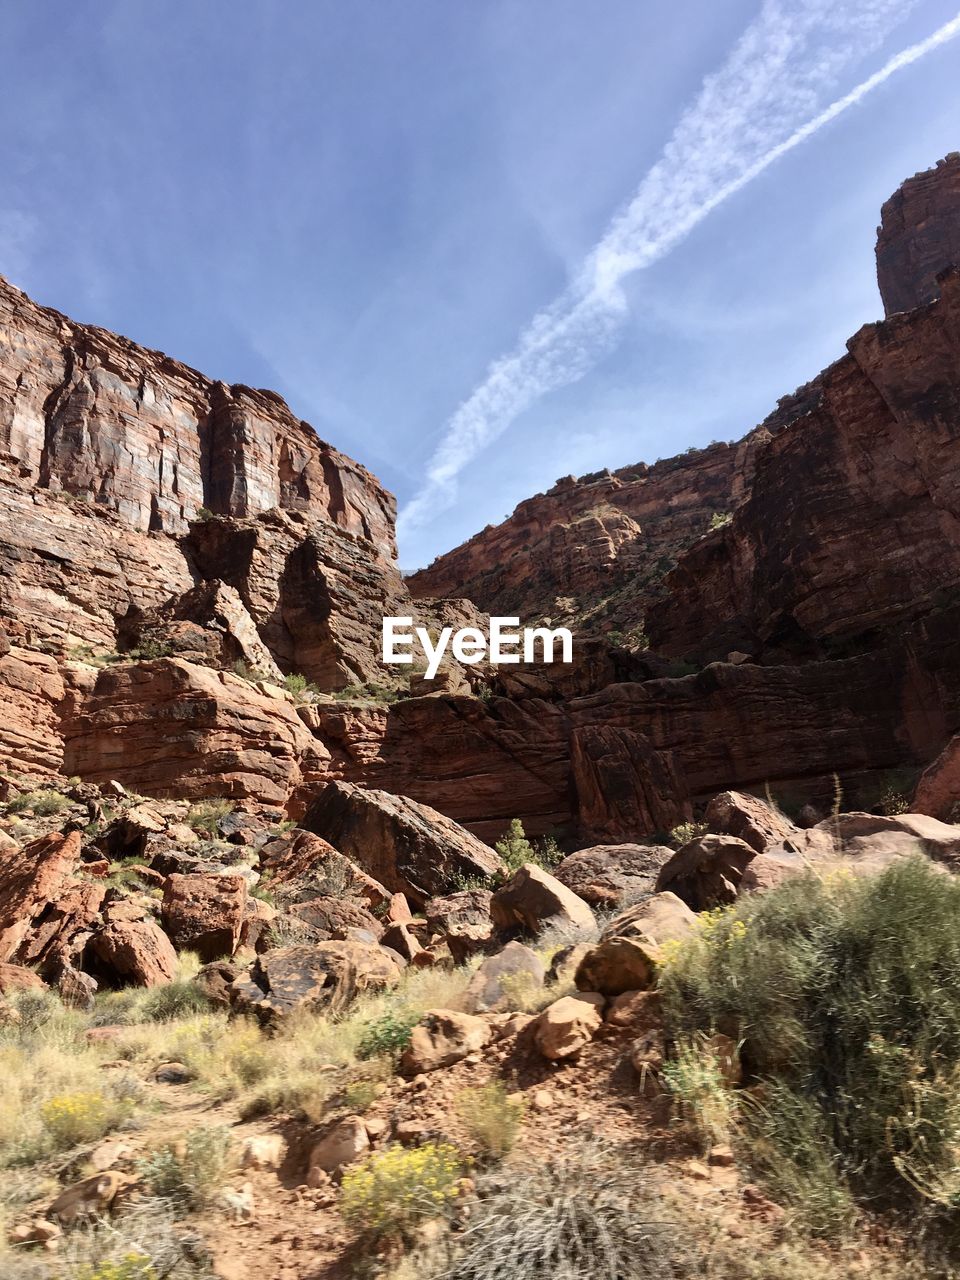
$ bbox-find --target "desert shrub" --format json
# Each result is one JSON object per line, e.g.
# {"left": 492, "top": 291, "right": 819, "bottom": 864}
{"left": 54, "top": 1197, "right": 202, "bottom": 1280}
{"left": 137, "top": 978, "right": 211, "bottom": 1023}
{"left": 668, "top": 820, "right": 707, "bottom": 847}
{"left": 185, "top": 797, "right": 233, "bottom": 835}
{"left": 138, "top": 1125, "right": 233, "bottom": 1209}
{"left": 494, "top": 819, "right": 562, "bottom": 876}
{"left": 878, "top": 784, "right": 910, "bottom": 816}
{"left": 340, "top": 1142, "right": 463, "bottom": 1240}
{"left": 75, "top": 1256, "right": 157, "bottom": 1280}
{"left": 709, "top": 510, "right": 733, "bottom": 530}
{"left": 660, "top": 1033, "right": 736, "bottom": 1150}
{"left": 444, "top": 1140, "right": 688, "bottom": 1279}
{"left": 660, "top": 859, "right": 960, "bottom": 1232}
{"left": 40, "top": 1091, "right": 116, "bottom": 1148}
{"left": 456, "top": 1082, "right": 524, "bottom": 1162}
{"left": 356, "top": 1010, "right": 420, "bottom": 1060}
{"left": 7, "top": 787, "right": 71, "bottom": 816}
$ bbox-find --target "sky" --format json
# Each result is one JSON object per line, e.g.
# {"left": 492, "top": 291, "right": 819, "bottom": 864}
{"left": 1, "top": 2, "right": 959, "bottom": 569}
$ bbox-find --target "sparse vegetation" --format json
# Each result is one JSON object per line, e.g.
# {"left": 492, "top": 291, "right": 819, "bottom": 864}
{"left": 138, "top": 1126, "right": 234, "bottom": 1209}
{"left": 660, "top": 859, "right": 960, "bottom": 1239}
{"left": 456, "top": 1082, "right": 524, "bottom": 1162}
{"left": 494, "top": 818, "right": 562, "bottom": 876}
{"left": 356, "top": 1010, "right": 420, "bottom": 1061}
{"left": 6, "top": 787, "right": 71, "bottom": 816}
{"left": 441, "top": 1141, "right": 687, "bottom": 1279}
{"left": 660, "top": 1033, "right": 736, "bottom": 1150}
{"left": 709, "top": 510, "right": 733, "bottom": 530}
{"left": 668, "top": 820, "right": 707, "bottom": 847}
{"left": 340, "top": 1141, "right": 463, "bottom": 1241}
{"left": 185, "top": 797, "right": 233, "bottom": 835}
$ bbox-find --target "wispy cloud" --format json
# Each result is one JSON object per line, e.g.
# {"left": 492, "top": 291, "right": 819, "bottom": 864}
{"left": 399, "top": 1, "right": 960, "bottom": 542}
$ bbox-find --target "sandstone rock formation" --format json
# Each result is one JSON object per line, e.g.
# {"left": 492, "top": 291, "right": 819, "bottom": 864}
{"left": 876, "top": 152, "right": 960, "bottom": 316}
{"left": 300, "top": 781, "right": 503, "bottom": 904}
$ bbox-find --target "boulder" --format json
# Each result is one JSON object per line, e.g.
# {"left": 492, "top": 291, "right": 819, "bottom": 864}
{"left": 553, "top": 843, "right": 673, "bottom": 907}
{"left": 914, "top": 736, "right": 960, "bottom": 821}
{"left": 703, "top": 791, "right": 797, "bottom": 854}
{"left": 380, "top": 922, "right": 422, "bottom": 962}
{"left": 424, "top": 889, "right": 495, "bottom": 963}
{"left": 196, "top": 960, "right": 244, "bottom": 1007}
{"left": 259, "top": 828, "right": 391, "bottom": 908}
{"left": 161, "top": 873, "right": 247, "bottom": 961}
{"left": 307, "top": 1116, "right": 369, "bottom": 1181}
{"left": 301, "top": 781, "right": 503, "bottom": 905}
{"left": 0, "top": 962, "right": 45, "bottom": 994}
{"left": 0, "top": 830, "right": 85, "bottom": 963}
{"left": 599, "top": 892, "right": 698, "bottom": 945}
{"left": 574, "top": 936, "right": 661, "bottom": 996}
{"left": 290, "top": 895, "right": 384, "bottom": 942}
{"left": 63, "top": 658, "right": 321, "bottom": 806}
{"left": 655, "top": 834, "right": 759, "bottom": 909}
{"left": 462, "top": 941, "right": 546, "bottom": 1014}
{"left": 575, "top": 893, "right": 697, "bottom": 996}
{"left": 230, "top": 941, "right": 403, "bottom": 1023}
{"left": 399, "top": 1009, "right": 492, "bottom": 1074}
{"left": 532, "top": 993, "right": 605, "bottom": 1060}
{"left": 490, "top": 864, "right": 596, "bottom": 937}
{"left": 89, "top": 917, "right": 178, "bottom": 988}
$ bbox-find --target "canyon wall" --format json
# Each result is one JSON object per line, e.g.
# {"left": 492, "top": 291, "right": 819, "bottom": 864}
{"left": 3, "top": 155, "right": 960, "bottom": 844}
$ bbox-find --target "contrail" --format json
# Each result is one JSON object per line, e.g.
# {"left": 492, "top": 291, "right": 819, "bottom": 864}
{"left": 399, "top": 3, "right": 960, "bottom": 542}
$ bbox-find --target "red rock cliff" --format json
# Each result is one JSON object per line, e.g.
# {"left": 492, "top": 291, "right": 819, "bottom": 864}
{"left": 0, "top": 276, "right": 396, "bottom": 551}
{"left": 876, "top": 152, "right": 960, "bottom": 317}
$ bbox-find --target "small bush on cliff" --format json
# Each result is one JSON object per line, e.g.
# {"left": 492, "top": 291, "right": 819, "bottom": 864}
{"left": 7, "top": 787, "right": 71, "bottom": 816}
{"left": 668, "top": 820, "right": 707, "bottom": 848}
{"left": 494, "top": 819, "right": 562, "bottom": 875}
{"left": 660, "top": 859, "right": 960, "bottom": 1235}
{"left": 185, "top": 797, "right": 233, "bottom": 835}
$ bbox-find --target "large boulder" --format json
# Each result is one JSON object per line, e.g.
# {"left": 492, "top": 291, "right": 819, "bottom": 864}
{"left": 301, "top": 781, "right": 503, "bottom": 905}
{"left": 230, "top": 941, "right": 403, "bottom": 1023}
{"left": 424, "top": 889, "right": 495, "bottom": 962}
{"left": 703, "top": 791, "right": 798, "bottom": 853}
{"left": 259, "top": 828, "right": 390, "bottom": 908}
{"left": 161, "top": 873, "right": 247, "bottom": 961}
{"left": 399, "top": 1008, "right": 492, "bottom": 1075}
{"left": 289, "top": 896, "right": 384, "bottom": 942}
{"left": 655, "top": 834, "right": 759, "bottom": 910}
{"left": 553, "top": 843, "right": 673, "bottom": 907}
{"left": 574, "top": 892, "right": 697, "bottom": 997}
{"left": 532, "top": 993, "right": 605, "bottom": 1060}
{"left": 0, "top": 831, "right": 85, "bottom": 962}
{"left": 88, "top": 916, "right": 178, "bottom": 988}
{"left": 915, "top": 738, "right": 960, "bottom": 821}
{"left": 461, "top": 941, "right": 545, "bottom": 1014}
{"left": 490, "top": 864, "right": 596, "bottom": 936}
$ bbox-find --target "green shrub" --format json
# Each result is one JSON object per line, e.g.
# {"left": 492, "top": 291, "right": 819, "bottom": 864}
{"left": 494, "top": 819, "right": 562, "bottom": 876}
{"left": 340, "top": 1141, "right": 463, "bottom": 1240}
{"left": 668, "top": 820, "right": 708, "bottom": 847}
{"left": 356, "top": 1010, "right": 420, "bottom": 1060}
{"left": 709, "top": 510, "right": 733, "bottom": 530}
{"left": 456, "top": 1082, "right": 524, "bottom": 1162}
{"left": 660, "top": 1033, "right": 736, "bottom": 1150}
{"left": 185, "top": 797, "right": 233, "bottom": 835}
{"left": 138, "top": 1125, "right": 233, "bottom": 1209}
{"left": 7, "top": 788, "right": 71, "bottom": 816}
{"left": 660, "top": 860, "right": 960, "bottom": 1231}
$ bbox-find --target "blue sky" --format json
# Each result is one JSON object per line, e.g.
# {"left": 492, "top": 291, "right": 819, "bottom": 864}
{"left": 1, "top": 2, "right": 959, "bottom": 568}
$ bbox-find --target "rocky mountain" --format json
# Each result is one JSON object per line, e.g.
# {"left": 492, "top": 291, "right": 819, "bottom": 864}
{"left": 3, "top": 155, "right": 960, "bottom": 854}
